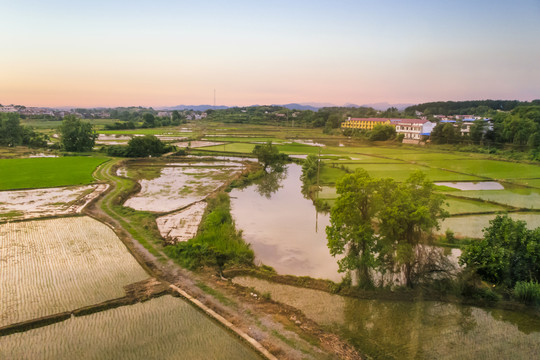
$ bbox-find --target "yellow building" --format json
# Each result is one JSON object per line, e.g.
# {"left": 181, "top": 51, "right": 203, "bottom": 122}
{"left": 340, "top": 117, "right": 394, "bottom": 130}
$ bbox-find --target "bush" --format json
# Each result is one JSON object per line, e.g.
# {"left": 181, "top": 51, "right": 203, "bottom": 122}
{"left": 514, "top": 281, "right": 540, "bottom": 305}
{"left": 164, "top": 193, "right": 254, "bottom": 271}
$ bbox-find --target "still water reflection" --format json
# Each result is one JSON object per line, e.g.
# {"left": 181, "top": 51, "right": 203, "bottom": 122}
{"left": 230, "top": 164, "right": 343, "bottom": 281}
{"left": 235, "top": 277, "right": 540, "bottom": 360}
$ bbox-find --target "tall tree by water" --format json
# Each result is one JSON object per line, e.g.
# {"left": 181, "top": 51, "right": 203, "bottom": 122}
{"left": 326, "top": 169, "right": 379, "bottom": 287}
{"left": 326, "top": 170, "right": 449, "bottom": 288}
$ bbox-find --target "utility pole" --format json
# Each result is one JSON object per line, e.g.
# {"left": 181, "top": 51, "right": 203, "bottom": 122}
{"left": 213, "top": 89, "right": 216, "bottom": 107}
{"left": 316, "top": 147, "right": 321, "bottom": 191}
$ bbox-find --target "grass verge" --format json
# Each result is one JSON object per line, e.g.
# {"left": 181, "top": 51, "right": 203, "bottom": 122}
{"left": 164, "top": 192, "right": 254, "bottom": 271}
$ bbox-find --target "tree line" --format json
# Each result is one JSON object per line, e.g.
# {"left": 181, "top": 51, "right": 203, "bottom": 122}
{"left": 0, "top": 113, "right": 48, "bottom": 147}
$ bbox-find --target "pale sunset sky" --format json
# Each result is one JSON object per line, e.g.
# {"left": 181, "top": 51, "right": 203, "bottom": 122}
{"left": 1, "top": 0, "right": 539, "bottom": 107}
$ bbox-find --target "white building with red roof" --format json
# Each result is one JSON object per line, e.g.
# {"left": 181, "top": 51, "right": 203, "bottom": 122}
{"left": 393, "top": 119, "right": 435, "bottom": 144}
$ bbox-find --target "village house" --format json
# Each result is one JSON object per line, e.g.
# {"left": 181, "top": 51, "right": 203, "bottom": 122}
{"left": 394, "top": 119, "right": 435, "bottom": 144}
{"left": 157, "top": 111, "right": 171, "bottom": 118}
{"left": 0, "top": 105, "right": 18, "bottom": 113}
{"left": 340, "top": 117, "right": 393, "bottom": 130}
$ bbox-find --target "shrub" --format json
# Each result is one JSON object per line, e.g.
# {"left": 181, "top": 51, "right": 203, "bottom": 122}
{"left": 165, "top": 193, "right": 254, "bottom": 271}
{"left": 514, "top": 281, "right": 540, "bottom": 305}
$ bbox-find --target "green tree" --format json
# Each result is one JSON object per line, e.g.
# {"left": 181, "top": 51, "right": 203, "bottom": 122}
{"left": 377, "top": 172, "right": 448, "bottom": 287}
{"left": 171, "top": 110, "right": 184, "bottom": 125}
{"left": 300, "top": 154, "right": 320, "bottom": 185}
{"left": 252, "top": 141, "right": 287, "bottom": 171}
{"left": 126, "top": 135, "right": 167, "bottom": 157}
{"left": 459, "top": 215, "right": 540, "bottom": 286}
{"left": 430, "top": 122, "right": 460, "bottom": 144}
{"left": 470, "top": 119, "right": 487, "bottom": 144}
{"left": 59, "top": 115, "right": 97, "bottom": 152}
{"left": 369, "top": 124, "right": 396, "bottom": 141}
{"left": 142, "top": 113, "right": 155, "bottom": 128}
{"left": 326, "top": 169, "right": 379, "bottom": 286}
{"left": 0, "top": 113, "right": 23, "bottom": 146}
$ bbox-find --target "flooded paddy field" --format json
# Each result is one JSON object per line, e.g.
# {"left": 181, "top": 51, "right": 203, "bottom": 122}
{"left": 234, "top": 277, "right": 540, "bottom": 360}
{"left": 0, "top": 184, "right": 108, "bottom": 221}
{"left": 443, "top": 197, "right": 508, "bottom": 215}
{"left": 156, "top": 202, "right": 207, "bottom": 243}
{"left": 0, "top": 295, "right": 262, "bottom": 360}
{"left": 0, "top": 216, "right": 149, "bottom": 327}
{"left": 174, "top": 140, "right": 224, "bottom": 148}
{"left": 441, "top": 187, "right": 540, "bottom": 210}
{"left": 439, "top": 212, "right": 540, "bottom": 238}
{"left": 123, "top": 160, "right": 244, "bottom": 213}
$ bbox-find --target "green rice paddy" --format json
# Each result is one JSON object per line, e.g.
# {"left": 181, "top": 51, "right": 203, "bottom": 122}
{"left": 0, "top": 156, "right": 108, "bottom": 190}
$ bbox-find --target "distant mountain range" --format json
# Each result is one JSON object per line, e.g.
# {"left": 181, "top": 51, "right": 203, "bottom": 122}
{"left": 158, "top": 102, "right": 416, "bottom": 112}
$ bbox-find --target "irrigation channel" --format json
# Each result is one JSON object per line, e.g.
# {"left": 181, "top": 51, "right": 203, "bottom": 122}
{"left": 229, "top": 162, "right": 540, "bottom": 359}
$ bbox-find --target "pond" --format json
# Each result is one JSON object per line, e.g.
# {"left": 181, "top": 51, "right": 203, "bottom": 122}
{"left": 230, "top": 163, "right": 343, "bottom": 282}
{"left": 230, "top": 163, "right": 463, "bottom": 283}
{"left": 234, "top": 276, "right": 540, "bottom": 360}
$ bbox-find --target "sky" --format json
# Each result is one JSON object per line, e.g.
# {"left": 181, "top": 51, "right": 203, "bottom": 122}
{"left": 1, "top": 0, "right": 539, "bottom": 108}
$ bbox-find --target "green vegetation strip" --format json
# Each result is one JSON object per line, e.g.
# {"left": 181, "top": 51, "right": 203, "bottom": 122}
{"left": 93, "top": 159, "right": 164, "bottom": 259}
{"left": 0, "top": 156, "right": 108, "bottom": 190}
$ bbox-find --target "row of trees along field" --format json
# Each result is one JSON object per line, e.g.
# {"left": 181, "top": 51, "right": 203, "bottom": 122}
{"left": 104, "top": 110, "right": 187, "bottom": 130}
{"left": 0, "top": 113, "right": 173, "bottom": 157}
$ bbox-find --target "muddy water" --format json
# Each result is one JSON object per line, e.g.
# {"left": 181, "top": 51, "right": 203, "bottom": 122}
{"left": 235, "top": 277, "right": 540, "bottom": 360}
{"left": 0, "top": 295, "right": 262, "bottom": 360}
{"left": 230, "top": 164, "right": 342, "bottom": 282}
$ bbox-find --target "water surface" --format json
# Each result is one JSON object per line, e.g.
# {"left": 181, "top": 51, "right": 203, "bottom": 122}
{"left": 235, "top": 276, "right": 540, "bottom": 360}
{"left": 230, "top": 164, "right": 342, "bottom": 282}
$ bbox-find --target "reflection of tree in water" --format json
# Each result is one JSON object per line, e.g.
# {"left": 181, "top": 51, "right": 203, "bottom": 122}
{"left": 254, "top": 168, "right": 287, "bottom": 199}
{"left": 339, "top": 298, "right": 479, "bottom": 359}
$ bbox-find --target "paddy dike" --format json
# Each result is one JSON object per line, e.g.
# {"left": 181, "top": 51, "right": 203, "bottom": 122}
{"left": 0, "top": 278, "right": 168, "bottom": 336}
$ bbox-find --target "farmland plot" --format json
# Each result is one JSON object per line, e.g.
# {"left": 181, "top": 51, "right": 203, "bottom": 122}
{"left": 156, "top": 202, "right": 207, "bottom": 243}
{"left": 0, "top": 295, "right": 261, "bottom": 360}
{"left": 0, "top": 217, "right": 148, "bottom": 327}
{"left": 124, "top": 163, "right": 243, "bottom": 212}
{"left": 0, "top": 184, "right": 108, "bottom": 221}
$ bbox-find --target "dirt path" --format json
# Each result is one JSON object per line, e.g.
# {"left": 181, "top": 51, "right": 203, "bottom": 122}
{"left": 86, "top": 157, "right": 361, "bottom": 360}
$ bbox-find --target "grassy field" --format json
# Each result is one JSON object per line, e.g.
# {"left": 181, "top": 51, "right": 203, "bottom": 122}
{"left": 0, "top": 156, "right": 107, "bottom": 190}
{"left": 422, "top": 159, "right": 540, "bottom": 180}
{"left": 0, "top": 216, "right": 149, "bottom": 327}
{"left": 329, "top": 163, "right": 483, "bottom": 182}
